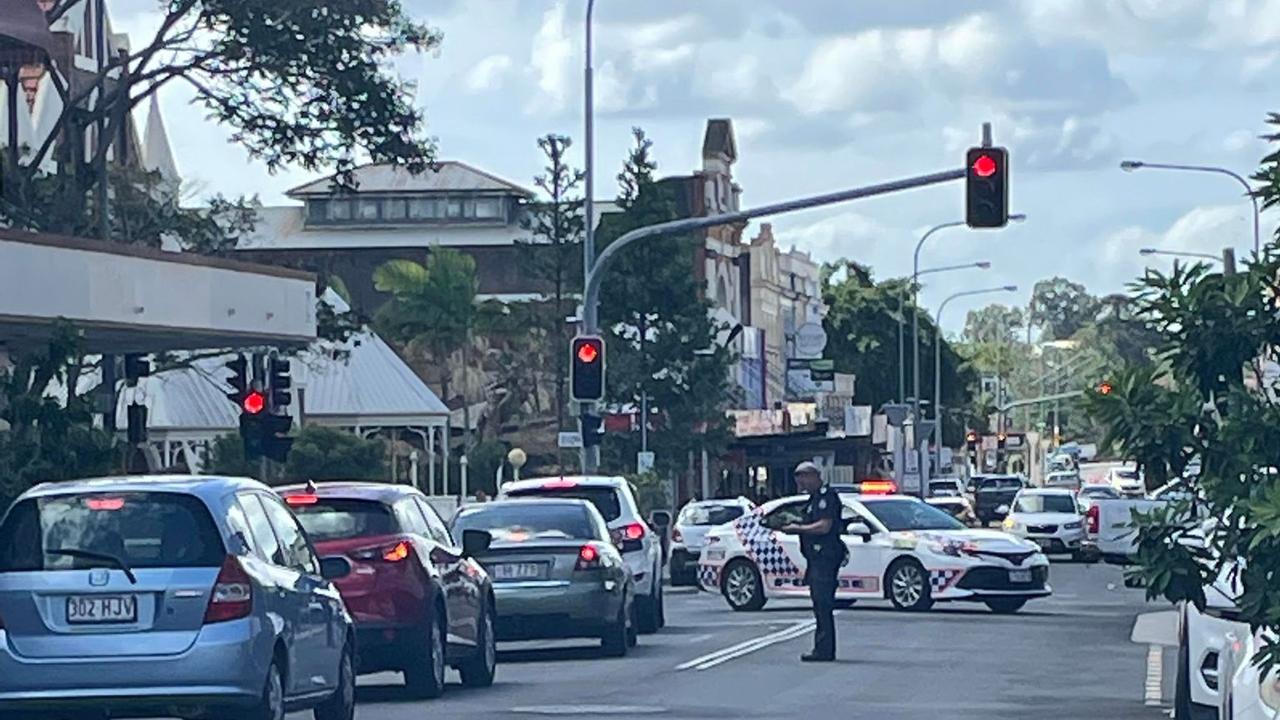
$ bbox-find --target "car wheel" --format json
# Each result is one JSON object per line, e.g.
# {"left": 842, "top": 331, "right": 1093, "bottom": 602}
{"left": 601, "top": 603, "right": 629, "bottom": 657}
{"left": 626, "top": 600, "right": 639, "bottom": 648}
{"left": 459, "top": 603, "right": 497, "bottom": 688}
{"left": 655, "top": 576, "right": 666, "bottom": 629}
{"left": 886, "top": 559, "right": 934, "bottom": 611}
{"left": 314, "top": 645, "right": 355, "bottom": 720}
{"left": 984, "top": 598, "right": 1027, "bottom": 614}
{"left": 722, "top": 559, "right": 767, "bottom": 612}
{"left": 638, "top": 577, "right": 662, "bottom": 634}
{"left": 405, "top": 618, "right": 446, "bottom": 699}
{"left": 244, "top": 657, "right": 286, "bottom": 720}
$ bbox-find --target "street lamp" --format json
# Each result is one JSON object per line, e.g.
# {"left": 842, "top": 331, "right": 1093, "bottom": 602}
{"left": 933, "top": 285, "right": 1018, "bottom": 474}
{"left": 897, "top": 260, "right": 991, "bottom": 402}
{"left": 1138, "top": 247, "right": 1222, "bottom": 263}
{"left": 911, "top": 215, "right": 1025, "bottom": 419}
{"left": 1120, "top": 160, "right": 1260, "bottom": 255}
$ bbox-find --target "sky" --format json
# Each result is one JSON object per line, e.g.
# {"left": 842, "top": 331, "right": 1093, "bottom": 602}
{"left": 110, "top": 0, "right": 1280, "bottom": 332}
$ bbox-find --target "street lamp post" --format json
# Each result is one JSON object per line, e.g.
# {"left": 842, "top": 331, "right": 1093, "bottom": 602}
{"left": 898, "top": 261, "right": 991, "bottom": 402}
{"left": 1138, "top": 248, "right": 1222, "bottom": 263}
{"left": 580, "top": 0, "right": 597, "bottom": 472}
{"left": 934, "top": 285, "right": 1018, "bottom": 474}
{"left": 1120, "top": 160, "right": 1260, "bottom": 255}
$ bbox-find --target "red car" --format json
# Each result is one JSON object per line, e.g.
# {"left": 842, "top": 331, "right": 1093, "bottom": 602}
{"left": 276, "top": 482, "right": 496, "bottom": 699}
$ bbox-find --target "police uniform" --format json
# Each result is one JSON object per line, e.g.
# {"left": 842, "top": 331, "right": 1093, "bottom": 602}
{"left": 801, "top": 482, "right": 845, "bottom": 661}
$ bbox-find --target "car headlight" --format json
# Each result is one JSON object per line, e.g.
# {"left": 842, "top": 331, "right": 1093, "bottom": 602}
{"left": 1003, "top": 517, "right": 1023, "bottom": 532}
{"left": 1261, "top": 668, "right": 1280, "bottom": 711}
{"left": 927, "top": 539, "right": 977, "bottom": 557}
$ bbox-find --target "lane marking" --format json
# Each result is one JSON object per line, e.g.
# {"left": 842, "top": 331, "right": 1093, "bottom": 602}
{"left": 1144, "top": 644, "right": 1163, "bottom": 707}
{"left": 685, "top": 633, "right": 714, "bottom": 644}
{"left": 675, "top": 620, "right": 816, "bottom": 671}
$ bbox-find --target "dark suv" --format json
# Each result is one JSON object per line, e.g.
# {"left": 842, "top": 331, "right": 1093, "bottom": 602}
{"left": 277, "top": 482, "right": 497, "bottom": 699}
{"left": 971, "top": 475, "right": 1026, "bottom": 526}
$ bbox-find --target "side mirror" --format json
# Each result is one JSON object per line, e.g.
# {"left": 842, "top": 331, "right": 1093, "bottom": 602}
{"left": 846, "top": 521, "right": 873, "bottom": 540}
{"left": 650, "top": 511, "right": 672, "bottom": 530}
{"left": 461, "top": 529, "right": 492, "bottom": 558}
{"left": 319, "top": 556, "right": 352, "bottom": 581}
{"left": 996, "top": 504, "right": 1010, "bottom": 515}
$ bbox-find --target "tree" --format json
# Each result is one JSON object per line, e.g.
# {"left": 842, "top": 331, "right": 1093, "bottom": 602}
{"left": 1029, "top": 277, "right": 1100, "bottom": 341}
{"left": 284, "top": 427, "right": 387, "bottom": 483}
{"left": 963, "top": 304, "right": 1025, "bottom": 344}
{"left": 597, "top": 129, "right": 736, "bottom": 481}
{"left": 518, "top": 134, "right": 585, "bottom": 431}
{"left": 203, "top": 433, "right": 259, "bottom": 478}
{"left": 374, "top": 248, "right": 480, "bottom": 416}
{"left": 1084, "top": 116, "right": 1280, "bottom": 673}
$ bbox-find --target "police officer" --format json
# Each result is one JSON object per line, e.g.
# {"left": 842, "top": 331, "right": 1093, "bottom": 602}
{"left": 782, "top": 461, "right": 845, "bottom": 662}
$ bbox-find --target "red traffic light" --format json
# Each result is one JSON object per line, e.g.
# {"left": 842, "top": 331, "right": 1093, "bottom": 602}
{"left": 577, "top": 341, "right": 600, "bottom": 364}
{"left": 1098, "top": 382, "right": 1114, "bottom": 395}
{"left": 972, "top": 153, "right": 998, "bottom": 178}
{"left": 242, "top": 390, "right": 266, "bottom": 414}
{"left": 965, "top": 431, "right": 978, "bottom": 443}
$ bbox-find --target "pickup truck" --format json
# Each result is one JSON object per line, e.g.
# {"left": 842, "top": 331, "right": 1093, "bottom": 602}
{"left": 970, "top": 474, "right": 1026, "bottom": 526}
{"left": 1087, "top": 480, "right": 1203, "bottom": 563}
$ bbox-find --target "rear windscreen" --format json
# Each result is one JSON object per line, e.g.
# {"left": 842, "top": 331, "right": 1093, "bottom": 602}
{"left": 290, "top": 499, "right": 397, "bottom": 542}
{"left": 978, "top": 478, "right": 1022, "bottom": 491}
{"left": 506, "top": 487, "right": 622, "bottom": 522}
{"left": 452, "top": 503, "right": 597, "bottom": 541}
{"left": 0, "top": 492, "right": 225, "bottom": 572}
{"left": 678, "top": 505, "right": 745, "bottom": 526}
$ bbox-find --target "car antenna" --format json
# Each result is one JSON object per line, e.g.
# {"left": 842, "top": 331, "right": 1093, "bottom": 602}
{"left": 305, "top": 479, "right": 317, "bottom": 494}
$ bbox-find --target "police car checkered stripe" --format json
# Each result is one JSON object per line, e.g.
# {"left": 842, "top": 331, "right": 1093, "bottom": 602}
{"left": 734, "top": 513, "right": 801, "bottom": 579}
{"left": 698, "top": 565, "right": 720, "bottom": 590}
{"left": 930, "top": 569, "right": 964, "bottom": 592}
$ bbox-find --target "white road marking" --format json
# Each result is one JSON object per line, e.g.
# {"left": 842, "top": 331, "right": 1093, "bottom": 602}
{"left": 685, "top": 633, "right": 714, "bottom": 644}
{"left": 675, "top": 620, "right": 816, "bottom": 671}
{"left": 1144, "top": 644, "right": 1164, "bottom": 707}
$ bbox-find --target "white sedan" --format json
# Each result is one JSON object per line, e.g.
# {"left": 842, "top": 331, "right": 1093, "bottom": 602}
{"left": 1220, "top": 629, "right": 1279, "bottom": 719}
{"left": 697, "top": 494, "right": 1051, "bottom": 614}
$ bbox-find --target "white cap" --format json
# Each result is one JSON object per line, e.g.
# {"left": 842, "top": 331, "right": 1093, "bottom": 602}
{"left": 794, "top": 461, "right": 822, "bottom": 476}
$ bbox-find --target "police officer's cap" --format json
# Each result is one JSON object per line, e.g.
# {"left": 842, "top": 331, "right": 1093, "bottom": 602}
{"left": 794, "top": 461, "right": 822, "bottom": 476}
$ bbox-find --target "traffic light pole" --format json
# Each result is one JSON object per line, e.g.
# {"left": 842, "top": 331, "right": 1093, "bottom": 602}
{"left": 579, "top": 166, "right": 970, "bottom": 472}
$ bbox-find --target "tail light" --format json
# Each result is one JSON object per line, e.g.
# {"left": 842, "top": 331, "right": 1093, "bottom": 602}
{"left": 1086, "top": 505, "right": 1100, "bottom": 535}
{"left": 383, "top": 541, "right": 411, "bottom": 562}
{"left": 576, "top": 544, "right": 603, "bottom": 571}
{"left": 204, "top": 555, "right": 253, "bottom": 624}
{"left": 350, "top": 539, "right": 414, "bottom": 563}
{"left": 612, "top": 522, "right": 646, "bottom": 550}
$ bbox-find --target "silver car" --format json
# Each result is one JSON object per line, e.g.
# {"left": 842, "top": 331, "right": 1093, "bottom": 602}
{"left": 668, "top": 498, "right": 754, "bottom": 586}
{"left": 0, "top": 475, "right": 356, "bottom": 720}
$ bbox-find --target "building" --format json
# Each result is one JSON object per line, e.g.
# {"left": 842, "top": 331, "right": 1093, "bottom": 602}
{"left": 746, "top": 223, "right": 827, "bottom": 407}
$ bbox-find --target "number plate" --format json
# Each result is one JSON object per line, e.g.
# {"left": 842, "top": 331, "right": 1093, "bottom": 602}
{"left": 489, "top": 563, "right": 547, "bottom": 581}
{"left": 1035, "top": 538, "right": 1054, "bottom": 550}
{"left": 1008, "top": 570, "right": 1032, "bottom": 583}
{"left": 66, "top": 595, "right": 137, "bottom": 624}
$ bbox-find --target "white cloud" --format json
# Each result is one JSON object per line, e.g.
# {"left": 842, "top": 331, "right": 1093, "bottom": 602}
{"left": 464, "top": 55, "right": 513, "bottom": 93}
{"left": 526, "top": 3, "right": 574, "bottom": 114}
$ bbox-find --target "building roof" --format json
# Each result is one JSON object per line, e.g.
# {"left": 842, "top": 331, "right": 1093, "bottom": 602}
{"left": 287, "top": 161, "right": 535, "bottom": 198}
{"left": 702, "top": 119, "right": 737, "bottom": 162}
{"left": 141, "top": 94, "right": 180, "bottom": 185}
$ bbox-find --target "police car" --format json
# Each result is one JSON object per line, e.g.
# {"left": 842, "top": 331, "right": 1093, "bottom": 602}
{"left": 697, "top": 493, "right": 1051, "bottom": 613}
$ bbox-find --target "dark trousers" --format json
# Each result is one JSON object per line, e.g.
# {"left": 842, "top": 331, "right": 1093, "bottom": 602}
{"left": 807, "top": 560, "right": 839, "bottom": 659}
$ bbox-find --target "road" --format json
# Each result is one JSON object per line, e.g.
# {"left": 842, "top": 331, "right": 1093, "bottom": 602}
{"left": 281, "top": 562, "right": 1168, "bottom": 720}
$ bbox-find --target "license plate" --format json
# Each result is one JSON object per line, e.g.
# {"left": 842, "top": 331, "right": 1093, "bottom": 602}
{"left": 1035, "top": 538, "right": 1053, "bottom": 549}
{"left": 1009, "top": 570, "right": 1032, "bottom": 583}
{"left": 67, "top": 595, "right": 137, "bottom": 624}
{"left": 489, "top": 563, "right": 547, "bottom": 581}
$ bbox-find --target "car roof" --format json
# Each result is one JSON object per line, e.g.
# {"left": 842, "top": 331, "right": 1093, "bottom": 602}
{"left": 464, "top": 497, "right": 592, "bottom": 508}
{"left": 504, "top": 475, "right": 629, "bottom": 491}
{"left": 276, "top": 480, "right": 422, "bottom": 502}
{"left": 1019, "top": 487, "right": 1074, "bottom": 496}
{"left": 21, "top": 474, "right": 266, "bottom": 501}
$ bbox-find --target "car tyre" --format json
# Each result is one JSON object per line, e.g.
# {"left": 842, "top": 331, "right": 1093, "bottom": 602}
{"left": 722, "top": 559, "right": 767, "bottom": 612}
{"left": 244, "top": 657, "right": 286, "bottom": 720}
{"left": 314, "top": 644, "right": 356, "bottom": 720}
{"left": 601, "top": 604, "right": 629, "bottom": 657}
{"left": 638, "top": 575, "right": 663, "bottom": 633}
{"left": 984, "top": 598, "right": 1027, "bottom": 614}
{"left": 405, "top": 618, "right": 446, "bottom": 699}
{"left": 458, "top": 603, "right": 497, "bottom": 688}
{"left": 886, "top": 559, "right": 934, "bottom": 612}
{"left": 626, "top": 599, "right": 639, "bottom": 648}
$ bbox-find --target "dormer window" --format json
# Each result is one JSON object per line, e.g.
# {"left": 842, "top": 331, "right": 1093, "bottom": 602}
{"left": 303, "top": 194, "right": 511, "bottom": 227}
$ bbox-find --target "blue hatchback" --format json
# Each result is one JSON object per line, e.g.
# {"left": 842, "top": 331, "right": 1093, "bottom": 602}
{"left": 0, "top": 475, "right": 357, "bottom": 720}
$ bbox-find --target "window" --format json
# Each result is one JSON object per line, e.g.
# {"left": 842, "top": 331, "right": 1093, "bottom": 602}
{"left": 260, "top": 496, "right": 319, "bottom": 574}
{"left": 384, "top": 198, "right": 408, "bottom": 221}
{"left": 307, "top": 200, "right": 329, "bottom": 222}
{"left": 0, "top": 492, "right": 225, "bottom": 572}
{"left": 291, "top": 499, "right": 396, "bottom": 542}
{"left": 408, "top": 198, "right": 438, "bottom": 220}
{"left": 474, "top": 198, "right": 502, "bottom": 219}
{"left": 678, "top": 503, "right": 746, "bottom": 526}
{"left": 225, "top": 499, "right": 258, "bottom": 557}
{"left": 505, "top": 486, "right": 623, "bottom": 522}
{"left": 357, "top": 199, "right": 381, "bottom": 221}
{"left": 452, "top": 502, "right": 598, "bottom": 542}
{"left": 446, "top": 198, "right": 465, "bottom": 218}
{"left": 239, "top": 495, "right": 282, "bottom": 566}
{"left": 1013, "top": 494, "right": 1079, "bottom": 514}
{"left": 327, "top": 199, "right": 352, "bottom": 221}
{"left": 861, "top": 499, "right": 964, "bottom": 531}
{"left": 760, "top": 501, "right": 806, "bottom": 530}
{"left": 414, "top": 498, "right": 454, "bottom": 546}
{"left": 393, "top": 500, "right": 431, "bottom": 537}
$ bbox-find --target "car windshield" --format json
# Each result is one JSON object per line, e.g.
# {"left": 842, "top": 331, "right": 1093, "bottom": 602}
{"left": 928, "top": 481, "right": 961, "bottom": 495}
{"left": 289, "top": 498, "right": 397, "bottom": 542}
{"left": 1014, "top": 494, "right": 1078, "bottom": 514}
{"left": 1114, "top": 470, "right": 1138, "bottom": 480}
{"left": 977, "top": 477, "right": 1022, "bottom": 491}
{"left": 452, "top": 502, "right": 598, "bottom": 542}
{"left": 861, "top": 499, "right": 965, "bottom": 531}
{"left": 678, "top": 503, "right": 745, "bottom": 526}
{"left": 1080, "top": 486, "right": 1120, "bottom": 498}
{"left": 505, "top": 485, "right": 622, "bottom": 522}
{"left": 0, "top": 492, "right": 225, "bottom": 572}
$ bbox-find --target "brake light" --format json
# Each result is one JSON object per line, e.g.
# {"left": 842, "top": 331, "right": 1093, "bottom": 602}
{"left": 285, "top": 495, "right": 318, "bottom": 506}
{"left": 576, "top": 544, "right": 602, "bottom": 570}
{"left": 86, "top": 497, "right": 125, "bottom": 511}
{"left": 542, "top": 479, "right": 578, "bottom": 489}
{"left": 204, "top": 555, "right": 253, "bottom": 624}
{"left": 383, "top": 541, "right": 411, "bottom": 562}
{"left": 861, "top": 480, "right": 897, "bottom": 495}
{"left": 623, "top": 522, "right": 645, "bottom": 541}
{"left": 1086, "top": 505, "right": 1100, "bottom": 535}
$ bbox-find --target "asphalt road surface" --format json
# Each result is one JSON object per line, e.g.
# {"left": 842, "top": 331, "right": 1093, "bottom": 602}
{"left": 272, "top": 562, "right": 1171, "bottom": 720}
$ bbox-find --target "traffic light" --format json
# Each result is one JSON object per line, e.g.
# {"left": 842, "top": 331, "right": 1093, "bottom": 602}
{"left": 965, "top": 146, "right": 1009, "bottom": 228}
{"left": 571, "top": 336, "right": 605, "bottom": 402}
{"left": 126, "top": 402, "right": 148, "bottom": 445}
{"left": 260, "top": 415, "right": 294, "bottom": 463}
{"left": 581, "top": 413, "right": 604, "bottom": 448}
{"left": 1097, "top": 381, "right": 1114, "bottom": 396}
{"left": 224, "top": 354, "right": 249, "bottom": 406}
{"left": 996, "top": 431, "right": 1008, "bottom": 452}
{"left": 123, "top": 354, "right": 151, "bottom": 387}
{"left": 267, "top": 356, "right": 292, "bottom": 412}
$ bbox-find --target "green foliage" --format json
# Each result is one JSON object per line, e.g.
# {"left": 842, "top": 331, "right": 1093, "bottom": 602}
{"left": 963, "top": 303, "right": 1025, "bottom": 344}
{"left": 284, "top": 427, "right": 387, "bottom": 483}
{"left": 596, "top": 129, "right": 736, "bottom": 480}
{"left": 203, "top": 434, "right": 259, "bottom": 478}
{"left": 1086, "top": 120, "right": 1280, "bottom": 671}
{"left": 627, "top": 473, "right": 671, "bottom": 518}
{"left": 1030, "top": 276, "right": 1101, "bottom": 341}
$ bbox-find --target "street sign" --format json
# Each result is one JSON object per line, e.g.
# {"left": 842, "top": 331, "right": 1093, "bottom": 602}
{"left": 558, "top": 432, "right": 583, "bottom": 449}
{"left": 794, "top": 322, "right": 828, "bottom": 359}
{"left": 637, "top": 451, "right": 655, "bottom": 474}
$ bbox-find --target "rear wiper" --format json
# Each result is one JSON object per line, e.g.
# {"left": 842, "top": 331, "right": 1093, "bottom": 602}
{"left": 47, "top": 548, "right": 138, "bottom": 585}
